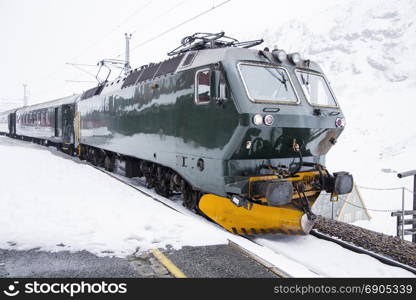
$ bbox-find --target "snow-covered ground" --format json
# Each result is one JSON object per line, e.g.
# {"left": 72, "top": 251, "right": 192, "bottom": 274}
{"left": 0, "top": 136, "right": 227, "bottom": 256}
{"left": 261, "top": 0, "right": 416, "bottom": 238}
{"left": 0, "top": 136, "right": 413, "bottom": 277}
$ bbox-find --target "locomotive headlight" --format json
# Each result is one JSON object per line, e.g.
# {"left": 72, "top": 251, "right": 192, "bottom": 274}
{"left": 272, "top": 49, "right": 287, "bottom": 62}
{"left": 264, "top": 114, "right": 274, "bottom": 126}
{"left": 253, "top": 114, "right": 263, "bottom": 126}
{"left": 288, "top": 52, "right": 301, "bottom": 64}
{"left": 335, "top": 117, "right": 346, "bottom": 128}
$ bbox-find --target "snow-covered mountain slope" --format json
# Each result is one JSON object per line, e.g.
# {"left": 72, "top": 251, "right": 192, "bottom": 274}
{"left": 262, "top": 0, "right": 416, "bottom": 236}
{"left": 263, "top": 0, "right": 416, "bottom": 87}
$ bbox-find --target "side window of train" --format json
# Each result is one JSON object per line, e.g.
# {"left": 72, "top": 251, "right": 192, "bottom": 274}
{"left": 195, "top": 69, "right": 211, "bottom": 104}
{"left": 41, "top": 111, "right": 45, "bottom": 126}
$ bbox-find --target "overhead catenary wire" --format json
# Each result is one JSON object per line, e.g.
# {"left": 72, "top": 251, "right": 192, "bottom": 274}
{"left": 116, "top": 0, "right": 232, "bottom": 58}
{"left": 67, "top": 0, "right": 192, "bottom": 84}
{"left": 27, "top": 0, "right": 154, "bottom": 88}
{"left": 33, "top": 0, "right": 196, "bottom": 94}
{"left": 69, "top": 0, "right": 154, "bottom": 62}
{"left": 130, "top": 0, "right": 190, "bottom": 36}
{"left": 7, "top": 1, "right": 230, "bottom": 102}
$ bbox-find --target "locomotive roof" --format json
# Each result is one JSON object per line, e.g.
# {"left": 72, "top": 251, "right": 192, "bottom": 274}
{"left": 97, "top": 47, "right": 322, "bottom": 96}
{"left": 175, "top": 47, "right": 322, "bottom": 72}
{"left": 15, "top": 94, "right": 79, "bottom": 113}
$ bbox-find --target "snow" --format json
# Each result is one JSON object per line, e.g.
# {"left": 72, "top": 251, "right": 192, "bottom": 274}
{"left": 0, "top": 136, "right": 227, "bottom": 257}
{"left": 254, "top": 235, "right": 413, "bottom": 277}
{"left": 0, "top": 136, "right": 413, "bottom": 277}
{"left": 262, "top": 0, "right": 416, "bottom": 239}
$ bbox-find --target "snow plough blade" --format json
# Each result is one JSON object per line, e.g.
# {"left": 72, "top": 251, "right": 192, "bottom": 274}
{"left": 198, "top": 194, "right": 316, "bottom": 235}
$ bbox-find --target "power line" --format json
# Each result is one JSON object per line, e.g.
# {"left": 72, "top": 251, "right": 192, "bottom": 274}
{"left": 65, "top": 63, "right": 98, "bottom": 80}
{"left": 112, "top": 0, "right": 190, "bottom": 59}
{"left": 29, "top": 0, "right": 154, "bottom": 87}
{"left": 26, "top": 0, "right": 188, "bottom": 97}
{"left": 130, "top": 0, "right": 189, "bottom": 36}
{"left": 69, "top": 0, "right": 154, "bottom": 62}
{"left": 9, "top": 1, "right": 231, "bottom": 102}
{"left": 116, "top": 0, "right": 232, "bottom": 57}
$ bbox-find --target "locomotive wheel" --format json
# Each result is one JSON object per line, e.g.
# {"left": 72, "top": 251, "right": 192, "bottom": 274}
{"left": 144, "top": 165, "right": 156, "bottom": 189}
{"left": 88, "top": 149, "right": 98, "bottom": 166}
{"left": 182, "top": 185, "right": 200, "bottom": 211}
{"left": 154, "top": 166, "right": 171, "bottom": 197}
{"left": 155, "top": 179, "right": 171, "bottom": 197}
{"left": 104, "top": 155, "right": 115, "bottom": 172}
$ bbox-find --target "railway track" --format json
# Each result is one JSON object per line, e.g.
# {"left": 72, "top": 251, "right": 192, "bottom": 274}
{"left": 310, "top": 229, "right": 416, "bottom": 275}
{"left": 87, "top": 160, "right": 416, "bottom": 277}
{"left": 313, "top": 216, "right": 416, "bottom": 273}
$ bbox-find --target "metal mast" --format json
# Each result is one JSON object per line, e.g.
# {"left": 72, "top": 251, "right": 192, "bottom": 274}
{"left": 23, "top": 83, "right": 28, "bottom": 107}
{"left": 124, "top": 33, "right": 132, "bottom": 74}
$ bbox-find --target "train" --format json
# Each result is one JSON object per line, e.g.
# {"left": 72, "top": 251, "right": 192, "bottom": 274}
{"left": 0, "top": 32, "right": 353, "bottom": 235}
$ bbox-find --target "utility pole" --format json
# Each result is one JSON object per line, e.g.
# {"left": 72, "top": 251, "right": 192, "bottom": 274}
{"left": 124, "top": 33, "right": 132, "bottom": 75}
{"left": 23, "top": 84, "right": 28, "bottom": 107}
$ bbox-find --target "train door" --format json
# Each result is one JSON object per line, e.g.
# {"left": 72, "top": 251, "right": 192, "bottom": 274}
{"left": 8, "top": 112, "right": 16, "bottom": 135}
{"left": 62, "top": 104, "right": 74, "bottom": 145}
{"left": 190, "top": 68, "right": 235, "bottom": 149}
{"left": 74, "top": 110, "right": 81, "bottom": 151}
{"left": 54, "top": 107, "right": 62, "bottom": 137}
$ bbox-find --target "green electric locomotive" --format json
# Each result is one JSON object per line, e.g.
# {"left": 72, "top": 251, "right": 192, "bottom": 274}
{"left": 0, "top": 32, "right": 353, "bottom": 235}
{"left": 76, "top": 32, "right": 353, "bottom": 235}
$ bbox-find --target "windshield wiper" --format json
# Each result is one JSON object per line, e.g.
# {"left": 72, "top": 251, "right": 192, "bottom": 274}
{"left": 264, "top": 67, "right": 288, "bottom": 91}
{"left": 301, "top": 74, "right": 311, "bottom": 94}
{"left": 257, "top": 52, "right": 289, "bottom": 91}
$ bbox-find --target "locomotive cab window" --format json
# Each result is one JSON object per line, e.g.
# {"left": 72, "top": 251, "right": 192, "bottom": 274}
{"left": 238, "top": 63, "right": 298, "bottom": 104}
{"left": 295, "top": 70, "right": 338, "bottom": 107}
{"left": 195, "top": 69, "right": 211, "bottom": 104}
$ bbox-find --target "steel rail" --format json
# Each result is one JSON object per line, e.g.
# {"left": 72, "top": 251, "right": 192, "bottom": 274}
{"left": 310, "top": 229, "right": 416, "bottom": 275}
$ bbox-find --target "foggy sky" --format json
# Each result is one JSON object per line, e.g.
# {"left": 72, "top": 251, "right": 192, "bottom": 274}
{"left": 0, "top": 0, "right": 345, "bottom": 107}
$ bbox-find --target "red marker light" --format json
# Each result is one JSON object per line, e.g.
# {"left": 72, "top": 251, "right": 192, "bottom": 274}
{"left": 264, "top": 115, "right": 274, "bottom": 126}
{"left": 335, "top": 117, "right": 346, "bottom": 128}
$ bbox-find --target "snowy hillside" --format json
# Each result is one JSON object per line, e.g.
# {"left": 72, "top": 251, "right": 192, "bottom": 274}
{"left": 262, "top": 0, "right": 416, "bottom": 236}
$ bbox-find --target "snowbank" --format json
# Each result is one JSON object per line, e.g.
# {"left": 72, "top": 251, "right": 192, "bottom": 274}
{"left": 0, "top": 136, "right": 227, "bottom": 257}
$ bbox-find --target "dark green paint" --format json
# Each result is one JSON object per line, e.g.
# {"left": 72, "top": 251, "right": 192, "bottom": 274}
{"left": 78, "top": 50, "right": 345, "bottom": 197}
